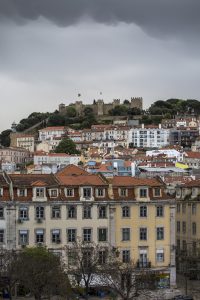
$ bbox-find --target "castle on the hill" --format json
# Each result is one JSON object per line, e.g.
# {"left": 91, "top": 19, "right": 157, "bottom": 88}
{"left": 59, "top": 97, "right": 143, "bottom": 116}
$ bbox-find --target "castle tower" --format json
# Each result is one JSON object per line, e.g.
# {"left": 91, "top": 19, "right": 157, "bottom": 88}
{"left": 75, "top": 101, "right": 83, "bottom": 116}
{"left": 97, "top": 99, "right": 104, "bottom": 116}
{"left": 113, "top": 99, "right": 120, "bottom": 108}
{"left": 59, "top": 103, "right": 66, "bottom": 114}
{"left": 130, "top": 97, "right": 143, "bottom": 110}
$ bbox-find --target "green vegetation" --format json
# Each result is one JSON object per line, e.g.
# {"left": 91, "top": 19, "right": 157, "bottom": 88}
{"left": 0, "top": 129, "right": 12, "bottom": 147}
{"left": 15, "top": 247, "right": 70, "bottom": 300}
{"left": 16, "top": 112, "right": 50, "bottom": 132}
{"left": 109, "top": 105, "right": 142, "bottom": 116}
{"left": 54, "top": 137, "right": 80, "bottom": 154}
{"left": 149, "top": 98, "right": 200, "bottom": 116}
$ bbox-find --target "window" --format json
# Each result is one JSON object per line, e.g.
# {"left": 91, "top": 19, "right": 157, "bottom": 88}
{"left": 98, "top": 206, "right": 107, "bottom": 218}
{"left": 98, "top": 228, "right": 107, "bottom": 242}
{"left": 120, "top": 188, "right": 127, "bottom": 197}
{"left": 83, "top": 206, "right": 91, "bottom": 219}
{"left": 182, "top": 240, "right": 187, "bottom": 251}
{"left": 19, "top": 230, "right": 28, "bottom": 245}
{"left": 154, "top": 188, "right": 161, "bottom": 197}
{"left": 83, "top": 228, "right": 92, "bottom": 242}
{"left": 140, "top": 228, "right": 147, "bottom": 240}
{"left": 67, "top": 205, "right": 77, "bottom": 219}
{"left": 182, "top": 204, "right": 186, "bottom": 214}
{"left": 18, "top": 189, "right": 27, "bottom": 197}
{"left": 0, "top": 207, "right": 4, "bottom": 219}
{"left": 177, "top": 239, "right": 180, "bottom": 252}
{"left": 35, "top": 229, "right": 44, "bottom": 243}
{"left": 96, "top": 188, "right": 105, "bottom": 197}
{"left": 68, "top": 250, "right": 76, "bottom": 266}
{"left": 49, "top": 189, "right": 58, "bottom": 198}
{"left": 98, "top": 250, "right": 107, "bottom": 264}
{"left": 0, "top": 188, "right": 3, "bottom": 197}
{"left": 122, "top": 250, "right": 130, "bottom": 263}
{"left": 52, "top": 206, "right": 61, "bottom": 219}
{"left": 83, "top": 188, "right": 92, "bottom": 198}
{"left": 122, "top": 228, "right": 130, "bottom": 241}
{"left": 156, "top": 206, "right": 164, "bottom": 217}
{"left": 140, "top": 206, "right": 147, "bottom": 217}
{"left": 67, "top": 229, "right": 76, "bottom": 243}
{"left": 192, "top": 222, "right": 197, "bottom": 235}
{"left": 157, "top": 227, "right": 164, "bottom": 240}
{"left": 66, "top": 188, "right": 74, "bottom": 197}
{"left": 0, "top": 230, "right": 4, "bottom": 243}
{"left": 177, "top": 221, "right": 180, "bottom": 233}
{"left": 182, "top": 221, "right": 186, "bottom": 234}
{"left": 19, "top": 207, "right": 28, "bottom": 220}
{"left": 51, "top": 229, "right": 61, "bottom": 243}
{"left": 192, "top": 204, "right": 196, "bottom": 215}
{"left": 122, "top": 206, "right": 130, "bottom": 218}
{"left": 35, "top": 206, "right": 44, "bottom": 219}
{"left": 156, "top": 250, "right": 164, "bottom": 262}
{"left": 36, "top": 188, "right": 45, "bottom": 198}
{"left": 177, "top": 203, "right": 180, "bottom": 213}
{"left": 140, "top": 189, "right": 147, "bottom": 198}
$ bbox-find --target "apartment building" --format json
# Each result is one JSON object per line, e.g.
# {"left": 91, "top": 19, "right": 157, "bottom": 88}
{"left": 176, "top": 180, "right": 200, "bottom": 274}
{"left": 128, "top": 125, "right": 170, "bottom": 148}
{"left": 34, "top": 152, "right": 81, "bottom": 166}
{"left": 0, "top": 147, "right": 32, "bottom": 164}
{"left": 0, "top": 165, "right": 176, "bottom": 287}
{"left": 38, "top": 126, "right": 67, "bottom": 141}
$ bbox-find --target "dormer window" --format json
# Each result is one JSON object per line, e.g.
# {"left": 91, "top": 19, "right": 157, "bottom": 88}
{"left": 36, "top": 188, "right": 45, "bottom": 198}
{"left": 154, "top": 188, "right": 161, "bottom": 197}
{"left": 140, "top": 188, "right": 148, "bottom": 198}
{"left": 83, "top": 188, "right": 92, "bottom": 198}
{"left": 49, "top": 189, "right": 58, "bottom": 198}
{"left": 96, "top": 188, "right": 105, "bottom": 197}
{"left": 65, "top": 188, "right": 74, "bottom": 197}
{"left": 17, "top": 189, "right": 27, "bottom": 197}
{"left": 120, "top": 188, "right": 128, "bottom": 197}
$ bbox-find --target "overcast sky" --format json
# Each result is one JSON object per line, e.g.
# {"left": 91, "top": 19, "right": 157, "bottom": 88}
{"left": 0, "top": 0, "right": 200, "bottom": 131}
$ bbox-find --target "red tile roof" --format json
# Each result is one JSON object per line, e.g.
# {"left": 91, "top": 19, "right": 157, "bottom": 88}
{"left": 185, "top": 152, "right": 200, "bottom": 159}
{"left": 56, "top": 164, "right": 89, "bottom": 176}
{"left": 112, "top": 176, "right": 163, "bottom": 187}
{"left": 9, "top": 174, "right": 59, "bottom": 187}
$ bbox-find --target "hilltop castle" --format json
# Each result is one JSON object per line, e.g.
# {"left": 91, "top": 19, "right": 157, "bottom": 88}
{"left": 59, "top": 97, "right": 143, "bottom": 116}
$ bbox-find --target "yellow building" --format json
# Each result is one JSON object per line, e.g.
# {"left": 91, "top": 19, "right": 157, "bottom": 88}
{"left": 176, "top": 179, "right": 200, "bottom": 275}
{"left": 111, "top": 176, "right": 176, "bottom": 287}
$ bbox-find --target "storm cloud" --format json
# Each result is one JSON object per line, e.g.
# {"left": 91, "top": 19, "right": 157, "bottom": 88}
{"left": 0, "top": 1, "right": 200, "bottom": 131}
{"left": 0, "top": 0, "right": 200, "bottom": 39}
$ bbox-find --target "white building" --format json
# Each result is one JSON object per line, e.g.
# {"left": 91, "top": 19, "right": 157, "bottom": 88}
{"left": 128, "top": 125, "right": 170, "bottom": 148}
{"left": 34, "top": 153, "right": 81, "bottom": 166}
{"left": 146, "top": 149, "right": 183, "bottom": 161}
{"left": 38, "top": 126, "right": 66, "bottom": 141}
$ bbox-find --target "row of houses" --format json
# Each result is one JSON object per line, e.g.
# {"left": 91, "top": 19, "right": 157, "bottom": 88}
{"left": 10, "top": 122, "right": 200, "bottom": 155}
{"left": 0, "top": 164, "right": 176, "bottom": 288}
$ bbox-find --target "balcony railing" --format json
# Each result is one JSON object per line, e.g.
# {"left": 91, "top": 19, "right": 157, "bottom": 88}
{"left": 136, "top": 260, "right": 151, "bottom": 268}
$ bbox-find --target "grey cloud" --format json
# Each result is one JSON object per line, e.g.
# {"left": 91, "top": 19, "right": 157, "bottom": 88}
{"left": 0, "top": 0, "right": 200, "bottom": 38}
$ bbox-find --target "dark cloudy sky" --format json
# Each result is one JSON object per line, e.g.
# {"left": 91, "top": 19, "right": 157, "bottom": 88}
{"left": 0, "top": 0, "right": 200, "bottom": 131}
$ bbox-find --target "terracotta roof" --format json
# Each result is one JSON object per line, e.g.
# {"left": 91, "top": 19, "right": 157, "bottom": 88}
{"left": 39, "top": 126, "right": 66, "bottom": 132}
{"left": 112, "top": 176, "right": 163, "bottom": 187}
{"left": 57, "top": 174, "right": 108, "bottom": 186}
{"left": 56, "top": 164, "right": 89, "bottom": 176}
{"left": 182, "top": 179, "right": 200, "bottom": 187}
{"left": 9, "top": 174, "right": 59, "bottom": 187}
{"left": 185, "top": 152, "right": 200, "bottom": 159}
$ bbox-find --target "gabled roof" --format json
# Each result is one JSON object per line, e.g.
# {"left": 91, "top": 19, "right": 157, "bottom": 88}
{"left": 9, "top": 174, "right": 59, "bottom": 187}
{"left": 57, "top": 174, "right": 108, "bottom": 186}
{"left": 185, "top": 152, "right": 200, "bottom": 159}
{"left": 56, "top": 164, "right": 89, "bottom": 176}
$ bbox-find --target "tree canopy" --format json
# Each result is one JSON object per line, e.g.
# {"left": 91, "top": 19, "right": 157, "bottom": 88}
{"left": 54, "top": 137, "right": 80, "bottom": 154}
{"left": 14, "top": 247, "right": 70, "bottom": 300}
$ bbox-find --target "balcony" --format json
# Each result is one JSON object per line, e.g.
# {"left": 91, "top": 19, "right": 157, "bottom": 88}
{"left": 136, "top": 260, "right": 151, "bottom": 268}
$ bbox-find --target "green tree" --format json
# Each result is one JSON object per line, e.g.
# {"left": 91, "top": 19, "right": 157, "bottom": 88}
{"left": 47, "top": 114, "right": 65, "bottom": 126}
{"left": 14, "top": 247, "right": 70, "bottom": 300}
{"left": 54, "top": 138, "right": 80, "bottom": 154}
{"left": 66, "top": 106, "right": 77, "bottom": 118}
{"left": 0, "top": 129, "right": 12, "bottom": 147}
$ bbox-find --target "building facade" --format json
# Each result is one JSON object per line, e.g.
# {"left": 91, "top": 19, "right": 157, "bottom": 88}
{"left": 0, "top": 165, "right": 176, "bottom": 287}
